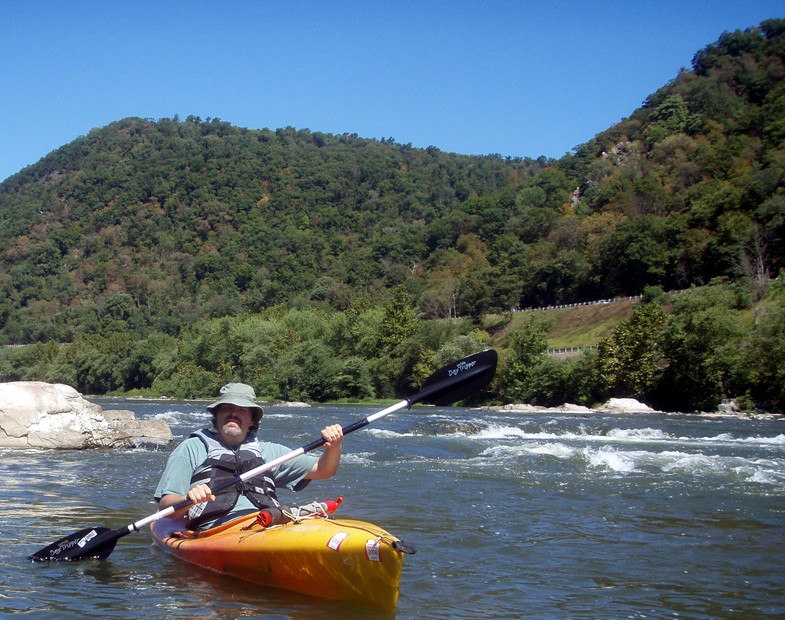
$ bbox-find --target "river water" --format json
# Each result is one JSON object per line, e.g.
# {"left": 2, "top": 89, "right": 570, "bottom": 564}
{"left": 2, "top": 401, "right": 783, "bottom": 619}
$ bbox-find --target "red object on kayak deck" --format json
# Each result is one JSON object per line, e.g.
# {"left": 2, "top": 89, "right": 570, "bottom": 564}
{"left": 323, "top": 496, "right": 343, "bottom": 513}
{"left": 256, "top": 497, "right": 344, "bottom": 527}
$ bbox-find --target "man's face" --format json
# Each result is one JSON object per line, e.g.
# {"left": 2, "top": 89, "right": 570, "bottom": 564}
{"left": 215, "top": 404, "right": 254, "bottom": 445}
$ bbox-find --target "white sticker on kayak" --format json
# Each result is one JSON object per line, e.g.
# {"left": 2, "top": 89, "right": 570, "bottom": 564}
{"left": 365, "top": 538, "right": 381, "bottom": 562}
{"left": 327, "top": 532, "right": 349, "bottom": 551}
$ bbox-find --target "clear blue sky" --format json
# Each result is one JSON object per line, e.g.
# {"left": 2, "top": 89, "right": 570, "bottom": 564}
{"left": 1, "top": 1, "right": 782, "bottom": 182}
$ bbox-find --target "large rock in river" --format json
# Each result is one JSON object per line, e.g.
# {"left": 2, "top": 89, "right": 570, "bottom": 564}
{"left": 598, "top": 398, "right": 658, "bottom": 413}
{"left": 0, "top": 381, "right": 173, "bottom": 449}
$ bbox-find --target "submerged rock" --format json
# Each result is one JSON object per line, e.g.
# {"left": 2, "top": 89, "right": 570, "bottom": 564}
{"left": 0, "top": 381, "right": 173, "bottom": 449}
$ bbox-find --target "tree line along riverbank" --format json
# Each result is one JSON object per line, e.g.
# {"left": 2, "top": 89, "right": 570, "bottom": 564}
{"left": 1, "top": 279, "right": 783, "bottom": 414}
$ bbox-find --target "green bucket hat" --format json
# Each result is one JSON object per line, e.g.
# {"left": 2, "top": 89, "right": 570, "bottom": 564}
{"left": 207, "top": 383, "right": 264, "bottom": 423}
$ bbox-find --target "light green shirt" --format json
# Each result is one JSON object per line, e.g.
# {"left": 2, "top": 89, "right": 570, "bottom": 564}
{"left": 154, "top": 432, "right": 318, "bottom": 521}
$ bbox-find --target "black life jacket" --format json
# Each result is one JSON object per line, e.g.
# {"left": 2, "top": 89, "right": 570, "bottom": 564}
{"left": 186, "top": 428, "right": 281, "bottom": 529}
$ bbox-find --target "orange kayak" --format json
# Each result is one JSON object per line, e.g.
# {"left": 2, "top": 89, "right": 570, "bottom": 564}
{"left": 150, "top": 512, "right": 407, "bottom": 612}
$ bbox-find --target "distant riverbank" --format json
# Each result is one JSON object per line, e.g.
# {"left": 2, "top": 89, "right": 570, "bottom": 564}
{"left": 483, "top": 399, "right": 784, "bottom": 420}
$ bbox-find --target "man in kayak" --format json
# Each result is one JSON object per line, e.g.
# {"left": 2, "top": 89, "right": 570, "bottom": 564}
{"left": 154, "top": 382, "right": 343, "bottom": 530}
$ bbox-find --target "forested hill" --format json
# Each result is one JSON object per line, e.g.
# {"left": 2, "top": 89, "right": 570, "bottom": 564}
{"left": 0, "top": 119, "right": 545, "bottom": 342}
{"left": 1, "top": 18, "right": 783, "bottom": 345}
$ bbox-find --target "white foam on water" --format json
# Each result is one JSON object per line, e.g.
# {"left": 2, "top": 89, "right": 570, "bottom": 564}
{"left": 660, "top": 450, "right": 726, "bottom": 475}
{"left": 368, "top": 423, "right": 538, "bottom": 441}
{"left": 476, "top": 424, "right": 785, "bottom": 451}
{"left": 503, "top": 441, "right": 785, "bottom": 485}
{"left": 480, "top": 442, "right": 578, "bottom": 460}
{"left": 687, "top": 432, "right": 785, "bottom": 446}
{"left": 387, "top": 413, "right": 785, "bottom": 491}
{"left": 365, "top": 428, "right": 416, "bottom": 439}
{"left": 372, "top": 416, "right": 785, "bottom": 452}
{"left": 468, "top": 425, "right": 679, "bottom": 445}
{"left": 473, "top": 425, "right": 532, "bottom": 440}
{"left": 746, "top": 468, "right": 783, "bottom": 485}
{"left": 341, "top": 452, "right": 374, "bottom": 466}
{"left": 606, "top": 427, "right": 672, "bottom": 441}
{"left": 737, "top": 433, "right": 785, "bottom": 445}
{"left": 524, "top": 442, "right": 577, "bottom": 459}
{"left": 730, "top": 457, "right": 785, "bottom": 484}
{"left": 266, "top": 411, "right": 298, "bottom": 419}
{"left": 478, "top": 445, "right": 521, "bottom": 459}
{"left": 651, "top": 451, "right": 785, "bottom": 488}
{"left": 584, "top": 446, "right": 638, "bottom": 472}
{"left": 153, "top": 409, "right": 210, "bottom": 424}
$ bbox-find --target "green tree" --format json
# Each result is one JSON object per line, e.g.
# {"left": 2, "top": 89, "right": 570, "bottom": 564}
{"left": 152, "top": 362, "right": 220, "bottom": 399}
{"left": 644, "top": 95, "right": 689, "bottom": 144}
{"left": 560, "top": 348, "right": 604, "bottom": 406}
{"left": 332, "top": 356, "right": 374, "bottom": 400}
{"left": 597, "top": 302, "right": 669, "bottom": 398}
{"left": 528, "top": 356, "right": 572, "bottom": 407}
{"left": 590, "top": 216, "right": 673, "bottom": 295}
{"left": 750, "top": 287, "right": 785, "bottom": 410}
{"left": 656, "top": 286, "right": 750, "bottom": 411}
{"left": 274, "top": 340, "right": 338, "bottom": 402}
{"left": 497, "top": 319, "right": 548, "bottom": 403}
{"left": 69, "top": 332, "right": 137, "bottom": 394}
{"left": 375, "top": 287, "right": 421, "bottom": 354}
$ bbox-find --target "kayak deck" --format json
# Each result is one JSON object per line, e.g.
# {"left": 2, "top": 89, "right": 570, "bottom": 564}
{"left": 151, "top": 512, "right": 406, "bottom": 612}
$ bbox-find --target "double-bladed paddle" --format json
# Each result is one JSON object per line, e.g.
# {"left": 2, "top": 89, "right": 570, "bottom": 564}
{"left": 28, "top": 349, "right": 498, "bottom": 562}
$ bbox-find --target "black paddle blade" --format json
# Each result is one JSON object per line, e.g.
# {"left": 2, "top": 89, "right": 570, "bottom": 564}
{"left": 414, "top": 349, "right": 498, "bottom": 406}
{"left": 28, "top": 526, "right": 123, "bottom": 562}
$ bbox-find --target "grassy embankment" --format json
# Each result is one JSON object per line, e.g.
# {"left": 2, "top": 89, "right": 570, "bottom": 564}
{"left": 487, "top": 298, "right": 639, "bottom": 353}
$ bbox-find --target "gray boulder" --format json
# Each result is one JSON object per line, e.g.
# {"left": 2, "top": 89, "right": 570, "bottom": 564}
{"left": 0, "top": 381, "right": 172, "bottom": 449}
{"left": 598, "top": 398, "right": 658, "bottom": 413}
